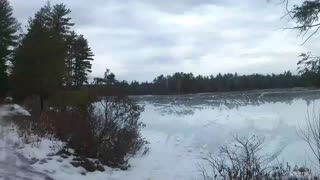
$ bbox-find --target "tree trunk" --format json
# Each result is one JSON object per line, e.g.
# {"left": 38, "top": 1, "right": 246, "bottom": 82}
{"left": 40, "top": 95, "right": 44, "bottom": 112}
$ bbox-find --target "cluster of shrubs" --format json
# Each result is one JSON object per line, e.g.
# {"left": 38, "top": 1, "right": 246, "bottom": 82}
{"left": 10, "top": 91, "right": 147, "bottom": 170}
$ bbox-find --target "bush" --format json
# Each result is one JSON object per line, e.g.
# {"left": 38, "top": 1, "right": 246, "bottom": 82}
{"left": 201, "top": 135, "right": 318, "bottom": 180}
{"left": 48, "top": 90, "right": 96, "bottom": 108}
{"left": 201, "top": 136, "right": 267, "bottom": 180}
{"left": 92, "top": 96, "right": 146, "bottom": 167}
{"left": 12, "top": 92, "right": 147, "bottom": 169}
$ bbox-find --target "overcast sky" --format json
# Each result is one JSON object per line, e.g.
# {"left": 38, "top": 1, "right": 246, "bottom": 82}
{"left": 9, "top": 0, "right": 319, "bottom": 82}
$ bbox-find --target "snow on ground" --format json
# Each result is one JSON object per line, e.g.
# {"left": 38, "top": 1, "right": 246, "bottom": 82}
{"left": 0, "top": 91, "right": 320, "bottom": 179}
{"left": 0, "top": 103, "right": 205, "bottom": 180}
{"left": 0, "top": 104, "right": 52, "bottom": 180}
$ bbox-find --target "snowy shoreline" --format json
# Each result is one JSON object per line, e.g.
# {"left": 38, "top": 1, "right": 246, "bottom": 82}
{"left": 1, "top": 89, "right": 320, "bottom": 179}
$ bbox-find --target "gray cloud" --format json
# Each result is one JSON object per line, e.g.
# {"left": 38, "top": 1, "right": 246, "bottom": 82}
{"left": 9, "top": 0, "right": 316, "bottom": 82}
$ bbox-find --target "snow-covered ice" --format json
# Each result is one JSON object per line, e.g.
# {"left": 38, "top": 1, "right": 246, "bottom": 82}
{"left": 1, "top": 90, "right": 320, "bottom": 179}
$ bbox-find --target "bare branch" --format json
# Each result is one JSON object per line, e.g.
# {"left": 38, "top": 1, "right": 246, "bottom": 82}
{"left": 301, "top": 25, "right": 320, "bottom": 45}
{"left": 284, "top": 0, "right": 294, "bottom": 19}
{"left": 298, "top": 107, "right": 320, "bottom": 167}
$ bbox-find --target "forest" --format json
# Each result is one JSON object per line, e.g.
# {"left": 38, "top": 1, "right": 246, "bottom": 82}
{"left": 90, "top": 70, "right": 319, "bottom": 95}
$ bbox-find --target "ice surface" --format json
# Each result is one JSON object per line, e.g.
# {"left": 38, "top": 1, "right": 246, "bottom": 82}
{"left": 134, "top": 90, "right": 320, "bottom": 175}
{"left": 1, "top": 90, "right": 320, "bottom": 179}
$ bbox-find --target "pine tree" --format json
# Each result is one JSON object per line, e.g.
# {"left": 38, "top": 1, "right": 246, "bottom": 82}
{"left": 51, "top": 3, "right": 74, "bottom": 37}
{"left": 65, "top": 31, "right": 77, "bottom": 86}
{"left": 50, "top": 3, "right": 74, "bottom": 86}
{"left": 72, "top": 34, "right": 94, "bottom": 87}
{"left": 12, "top": 4, "right": 66, "bottom": 111}
{"left": 0, "top": 0, "right": 19, "bottom": 96}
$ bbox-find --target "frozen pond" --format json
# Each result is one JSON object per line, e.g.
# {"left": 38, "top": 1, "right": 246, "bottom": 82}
{"left": 1, "top": 89, "right": 318, "bottom": 180}
{"left": 111, "top": 89, "right": 320, "bottom": 180}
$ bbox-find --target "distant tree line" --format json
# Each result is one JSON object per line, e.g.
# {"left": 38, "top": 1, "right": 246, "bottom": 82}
{"left": 2, "top": 0, "right": 320, "bottom": 100}
{"left": 89, "top": 70, "right": 320, "bottom": 95}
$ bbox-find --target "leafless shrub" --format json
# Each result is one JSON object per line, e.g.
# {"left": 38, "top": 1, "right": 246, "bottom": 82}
{"left": 44, "top": 95, "right": 147, "bottom": 168}
{"left": 299, "top": 108, "right": 320, "bottom": 168}
{"left": 11, "top": 94, "right": 147, "bottom": 169}
{"left": 6, "top": 100, "right": 56, "bottom": 147}
{"left": 200, "top": 135, "right": 318, "bottom": 180}
{"left": 201, "top": 135, "right": 268, "bottom": 180}
{"left": 91, "top": 96, "right": 147, "bottom": 168}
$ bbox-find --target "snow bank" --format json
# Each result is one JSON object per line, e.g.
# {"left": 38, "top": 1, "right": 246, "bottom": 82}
{"left": 11, "top": 104, "right": 31, "bottom": 116}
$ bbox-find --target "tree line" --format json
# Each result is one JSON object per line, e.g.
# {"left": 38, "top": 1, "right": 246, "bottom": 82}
{"left": 88, "top": 70, "right": 319, "bottom": 95}
{"left": 2, "top": 0, "right": 320, "bottom": 101}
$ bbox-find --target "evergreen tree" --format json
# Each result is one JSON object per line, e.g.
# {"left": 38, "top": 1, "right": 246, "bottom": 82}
{"left": 278, "top": 1, "right": 320, "bottom": 85}
{"left": 72, "top": 34, "right": 94, "bottom": 87}
{"left": 12, "top": 4, "right": 66, "bottom": 111}
{"left": 104, "top": 69, "right": 116, "bottom": 85}
{"left": 50, "top": 3, "right": 75, "bottom": 86}
{"left": 0, "top": 0, "right": 19, "bottom": 96}
{"left": 51, "top": 3, "right": 74, "bottom": 37}
{"left": 65, "top": 31, "right": 77, "bottom": 86}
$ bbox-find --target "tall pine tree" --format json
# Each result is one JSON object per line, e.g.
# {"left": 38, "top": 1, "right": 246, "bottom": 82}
{"left": 65, "top": 31, "right": 77, "bottom": 86}
{"left": 50, "top": 3, "right": 75, "bottom": 86}
{"left": 51, "top": 3, "right": 74, "bottom": 37}
{"left": 72, "top": 34, "right": 94, "bottom": 87}
{"left": 0, "top": 0, "right": 19, "bottom": 96}
{"left": 48, "top": 4, "right": 94, "bottom": 88}
{"left": 12, "top": 4, "right": 66, "bottom": 110}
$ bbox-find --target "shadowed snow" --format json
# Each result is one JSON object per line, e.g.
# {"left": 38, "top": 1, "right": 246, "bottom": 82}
{"left": 0, "top": 104, "right": 53, "bottom": 180}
